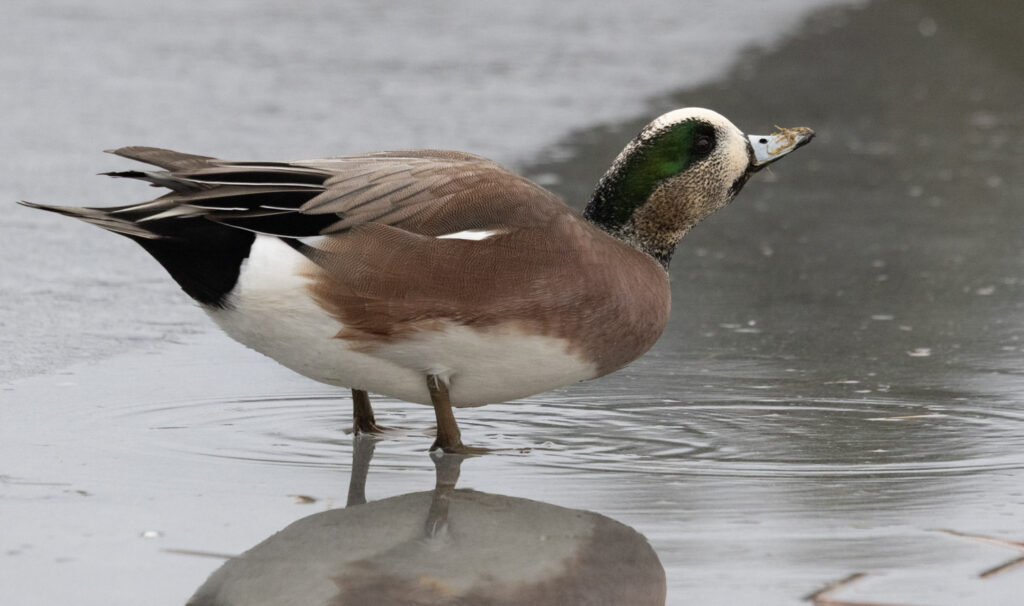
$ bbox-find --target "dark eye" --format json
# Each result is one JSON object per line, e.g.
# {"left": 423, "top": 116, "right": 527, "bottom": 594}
{"left": 694, "top": 134, "right": 714, "bottom": 157}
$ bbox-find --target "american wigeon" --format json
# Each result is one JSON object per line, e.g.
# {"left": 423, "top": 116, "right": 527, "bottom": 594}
{"left": 21, "top": 108, "right": 812, "bottom": 453}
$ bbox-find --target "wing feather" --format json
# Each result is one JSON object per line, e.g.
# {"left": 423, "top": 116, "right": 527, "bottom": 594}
{"left": 96, "top": 148, "right": 571, "bottom": 240}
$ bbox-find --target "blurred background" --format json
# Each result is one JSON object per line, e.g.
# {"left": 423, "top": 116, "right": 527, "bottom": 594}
{"left": 2, "top": 1, "right": 1022, "bottom": 604}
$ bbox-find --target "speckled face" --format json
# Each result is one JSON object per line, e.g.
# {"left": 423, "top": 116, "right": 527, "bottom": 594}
{"left": 584, "top": 107, "right": 813, "bottom": 268}
{"left": 640, "top": 107, "right": 754, "bottom": 205}
{"left": 584, "top": 108, "right": 756, "bottom": 267}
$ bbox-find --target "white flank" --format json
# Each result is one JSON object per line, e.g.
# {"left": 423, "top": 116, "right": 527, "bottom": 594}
{"left": 206, "top": 235, "right": 595, "bottom": 406}
{"left": 436, "top": 229, "right": 505, "bottom": 241}
{"left": 372, "top": 321, "right": 597, "bottom": 407}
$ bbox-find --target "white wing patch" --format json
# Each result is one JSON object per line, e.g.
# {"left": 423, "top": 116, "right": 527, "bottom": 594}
{"left": 436, "top": 229, "right": 506, "bottom": 241}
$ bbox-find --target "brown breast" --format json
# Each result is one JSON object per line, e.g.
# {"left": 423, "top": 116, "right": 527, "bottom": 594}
{"left": 302, "top": 214, "right": 671, "bottom": 377}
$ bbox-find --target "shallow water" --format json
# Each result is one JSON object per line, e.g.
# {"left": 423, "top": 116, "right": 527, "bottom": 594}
{"left": 4, "top": 1, "right": 1024, "bottom": 605}
{"left": 6, "top": 334, "right": 1023, "bottom": 604}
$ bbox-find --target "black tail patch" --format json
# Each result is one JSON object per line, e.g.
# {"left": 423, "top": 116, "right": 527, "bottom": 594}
{"left": 133, "top": 218, "right": 256, "bottom": 308}
{"left": 20, "top": 200, "right": 254, "bottom": 308}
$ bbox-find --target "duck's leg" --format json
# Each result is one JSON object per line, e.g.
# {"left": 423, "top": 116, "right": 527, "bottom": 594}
{"left": 352, "top": 389, "right": 385, "bottom": 434}
{"left": 426, "top": 376, "right": 488, "bottom": 454}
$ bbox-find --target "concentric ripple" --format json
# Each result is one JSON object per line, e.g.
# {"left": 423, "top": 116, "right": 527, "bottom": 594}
{"left": 96, "top": 383, "right": 1024, "bottom": 480}
{"left": 520, "top": 393, "right": 1024, "bottom": 477}
{"left": 109, "top": 392, "right": 394, "bottom": 468}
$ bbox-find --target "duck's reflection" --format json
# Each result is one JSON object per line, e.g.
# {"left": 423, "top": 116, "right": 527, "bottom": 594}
{"left": 188, "top": 438, "right": 666, "bottom": 605}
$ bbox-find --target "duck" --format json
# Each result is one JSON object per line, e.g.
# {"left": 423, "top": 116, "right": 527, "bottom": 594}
{"left": 20, "top": 108, "right": 813, "bottom": 454}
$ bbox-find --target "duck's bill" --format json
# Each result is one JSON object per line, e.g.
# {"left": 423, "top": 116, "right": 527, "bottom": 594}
{"left": 747, "top": 126, "right": 815, "bottom": 170}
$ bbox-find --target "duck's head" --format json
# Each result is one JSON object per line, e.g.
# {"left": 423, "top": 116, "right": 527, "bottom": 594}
{"left": 584, "top": 107, "right": 813, "bottom": 268}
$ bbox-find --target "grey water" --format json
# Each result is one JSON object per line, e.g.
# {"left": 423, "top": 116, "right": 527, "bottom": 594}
{"left": 3, "top": 1, "right": 1024, "bottom": 605}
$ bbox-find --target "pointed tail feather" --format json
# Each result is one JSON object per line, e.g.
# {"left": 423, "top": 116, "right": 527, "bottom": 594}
{"left": 105, "top": 146, "right": 217, "bottom": 171}
{"left": 101, "top": 169, "right": 204, "bottom": 193}
{"left": 17, "top": 200, "right": 162, "bottom": 240}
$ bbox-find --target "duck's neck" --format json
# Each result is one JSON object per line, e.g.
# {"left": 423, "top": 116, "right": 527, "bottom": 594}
{"left": 584, "top": 155, "right": 690, "bottom": 270}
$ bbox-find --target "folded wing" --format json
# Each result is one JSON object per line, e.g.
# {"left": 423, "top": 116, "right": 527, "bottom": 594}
{"left": 103, "top": 146, "right": 571, "bottom": 239}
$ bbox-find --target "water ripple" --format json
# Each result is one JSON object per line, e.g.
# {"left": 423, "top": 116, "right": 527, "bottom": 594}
{"left": 94, "top": 386, "right": 1024, "bottom": 480}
